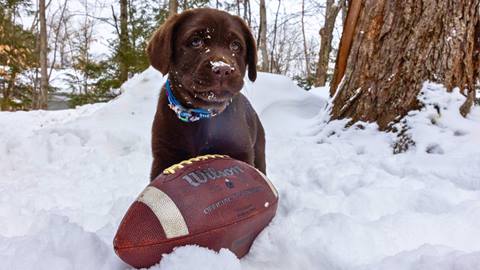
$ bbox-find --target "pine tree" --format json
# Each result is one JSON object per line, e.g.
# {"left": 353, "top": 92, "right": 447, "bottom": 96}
{"left": 0, "top": 0, "right": 37, "bottom": 111}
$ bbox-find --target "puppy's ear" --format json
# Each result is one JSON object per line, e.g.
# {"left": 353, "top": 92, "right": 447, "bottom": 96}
{"left": 235, "top": 18, "right": 258, "bottom": 82}
{"left": 146, "top": 15, "right": 180, "bottom": 75}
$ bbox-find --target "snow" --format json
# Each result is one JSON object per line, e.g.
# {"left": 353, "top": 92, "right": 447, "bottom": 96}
{"left": 1, "top": 68, "right": 480, "bottom": 270}
{"left": 150, "top": 246, "right": 241, "bottom": 270}
{"left": 210, "top": 61, "right": 232, "bottom": 68}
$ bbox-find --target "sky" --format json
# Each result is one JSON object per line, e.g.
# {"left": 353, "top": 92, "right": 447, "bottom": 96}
{"left": 85, "top": 1, "right": 329, "bottom": 49}
{"left": 20, "top": 0, "right": 341, "bottom": 74}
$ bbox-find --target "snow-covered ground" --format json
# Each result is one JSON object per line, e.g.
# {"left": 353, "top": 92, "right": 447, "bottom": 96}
{"left": 1, "top": 68, "right": 480, "bottom": 270}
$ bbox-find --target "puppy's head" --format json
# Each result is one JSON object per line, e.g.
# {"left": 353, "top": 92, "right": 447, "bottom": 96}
{"left": 147, "top": 8, "right": 257, "bottom": 113}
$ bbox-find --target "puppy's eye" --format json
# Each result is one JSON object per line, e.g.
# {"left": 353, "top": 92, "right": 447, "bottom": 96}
{"left": 190, "top": 37, "right": 204, "bottom": 48}
{"left": 230, "top": 41, "right": 241, "bottom": 52}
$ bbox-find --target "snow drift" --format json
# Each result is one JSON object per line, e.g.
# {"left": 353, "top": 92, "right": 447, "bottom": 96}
{"left": 0, "top": 67, "right": 480, "bottom": 270}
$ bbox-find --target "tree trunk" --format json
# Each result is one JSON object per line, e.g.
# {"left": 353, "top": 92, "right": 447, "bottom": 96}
{"left": 80, "top": 12, "right": 92, "bottom": 95}
{"left": 236, "top": 0, "right": 241, "bottom": 16}
{"left": 48, "top": 0, "right": 68, "bottom": 78}
{"left": 342, "top": 0, "right": 349, "bottom": 23}
{"left": 330, "top": 0, "right": 480, "bottom": 130}
{"left": 39, "top": 0, "right": 48, "bottom": 109}
{"left": 247, "top": 0, "right": 252, "bottom": 26}
{"left": 269, "top": 0, "right": 281, "bottom": 73}
{"left": 330, "top": 0, "right": 361, "bottom": 95}
{"left": 301, "top": 0, "right": 310, "bottom": 77}
{"left": 259, "top": 0, "right": 269, "bottom": 71}
{"left": 1, "top": 73, "right": 16, "bottom": 111}
{"left": 243, "top": 0, "right": 249, "bottom": 25}
{"left": 169, "top": 0, "right": 178, "bottom": 16}
{"left": 32, "top": 32, "right": 41, "bottom": 109}
{"left": 314, "top": 0, "right": 345, "bottom": 87}
{"left": 119, "top": 0, "right": 129, "bottom": 83}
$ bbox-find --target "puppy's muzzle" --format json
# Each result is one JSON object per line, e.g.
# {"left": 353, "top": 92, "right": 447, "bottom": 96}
{"left": 209, "top": 59, "right": 236, "bottom": 81}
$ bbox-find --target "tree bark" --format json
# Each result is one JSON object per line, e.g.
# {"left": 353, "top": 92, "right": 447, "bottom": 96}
{"left": 118, "top": 0, "right": 129, "bottom": 83}
{"left": 342, "top": 0, "right": 349, "bottom": 23}
{"left": 269, "top": 0, "right": 281, "bottom": 73}
{"left": 39, "top": 0, "right": 48, "bottom": 109}
{"left": 331, "top": 0, "right": 480, "bottom": 130}
{"left": 330, "top": 0, "right": 361, "bottom": 95}
{"left": 33, "top": 33, "right": 41, "bottom": 109}
{"left": 236, "top": 0, "right": 241, "bottom": 16}
{"left": 247, "top": 0, "right": 252, "bottom": 26}
{"left": 259, "top": 0, "right": 269, "bottom": 71}
{"left": 1, "top": 73, "right": 17, "bottom": 111}
{"left": 169, "top": 0, "right": 178, "bottom": 16}
{"left": 243, "top": 0, "right": 250, "bottom": 25}
{"left": 314, "top": 0, "right": 345, "bottom": 87}
{"left": 301, "top": 0, "right": 310, "bottom": 76}
{"left": 48, "top": 0, "right": 68, "bottom": 79}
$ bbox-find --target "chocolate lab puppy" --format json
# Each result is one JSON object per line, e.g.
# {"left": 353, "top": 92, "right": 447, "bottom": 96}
{"left": 147, "top": 8, "right": 265, "bottom": 181}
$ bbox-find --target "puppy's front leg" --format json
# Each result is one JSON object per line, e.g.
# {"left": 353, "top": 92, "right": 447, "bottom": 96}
{"left": 150, "top": 144, "right": 189, "bottom": 181}
{"left": 150, "top": 158, "right": 170, "bottom": 181}
{"left": 253, "top": 126, "right": 266, "bottom": 175}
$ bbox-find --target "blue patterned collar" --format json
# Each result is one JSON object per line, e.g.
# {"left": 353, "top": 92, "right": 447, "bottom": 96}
{"left": 165, "top": 80, "right": 215, "bottom": 122}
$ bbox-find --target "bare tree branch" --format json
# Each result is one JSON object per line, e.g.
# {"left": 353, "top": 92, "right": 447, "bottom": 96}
{"left": 48, "top": 0, "right": 68, "bottom": 80}
{"left": 111, "top": 5, "right": 120, "bottom": 37}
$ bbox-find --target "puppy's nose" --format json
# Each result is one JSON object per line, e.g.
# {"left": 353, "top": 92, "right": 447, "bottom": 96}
{"left": 212, "top": 65, "right": 233, "bottom": 77}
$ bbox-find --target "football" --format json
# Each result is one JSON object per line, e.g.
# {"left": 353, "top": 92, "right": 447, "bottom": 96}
{"left": 113, "top": 155, "right": 278, "bottom": 268}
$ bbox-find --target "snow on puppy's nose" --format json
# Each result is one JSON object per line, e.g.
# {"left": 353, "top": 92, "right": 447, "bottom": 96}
{"left": 211, "top": 61, "right": 235, "bottom": 78}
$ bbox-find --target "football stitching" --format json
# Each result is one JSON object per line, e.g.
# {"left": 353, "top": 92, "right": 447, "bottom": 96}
{"left": 162, "top": 154, "right": 229, "bottom": 175}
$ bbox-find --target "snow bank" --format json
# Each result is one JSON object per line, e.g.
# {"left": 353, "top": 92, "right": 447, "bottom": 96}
{"left": 242, "top": 73, "right": 326, "bottom": 136}
{"left": 150, "top": 246, "right": 241, "bottom": 270}
{"left": 250, "top": 82, "right": 480, "bottom": 269}
{"left": 1, "top": 68, "right": 479, "bottom": 270}
{"left": 0, "top": 214, "right": 119, "bottom": 270}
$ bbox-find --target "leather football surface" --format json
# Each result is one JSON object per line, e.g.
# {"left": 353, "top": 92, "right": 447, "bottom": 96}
{"left": 113, "top": 155, "right": 278, "bottom": 268}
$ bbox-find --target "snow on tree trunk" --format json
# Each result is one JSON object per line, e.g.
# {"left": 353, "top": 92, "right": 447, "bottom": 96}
{"left": 330, "top": 0, "right": 480, "bottom": 130}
